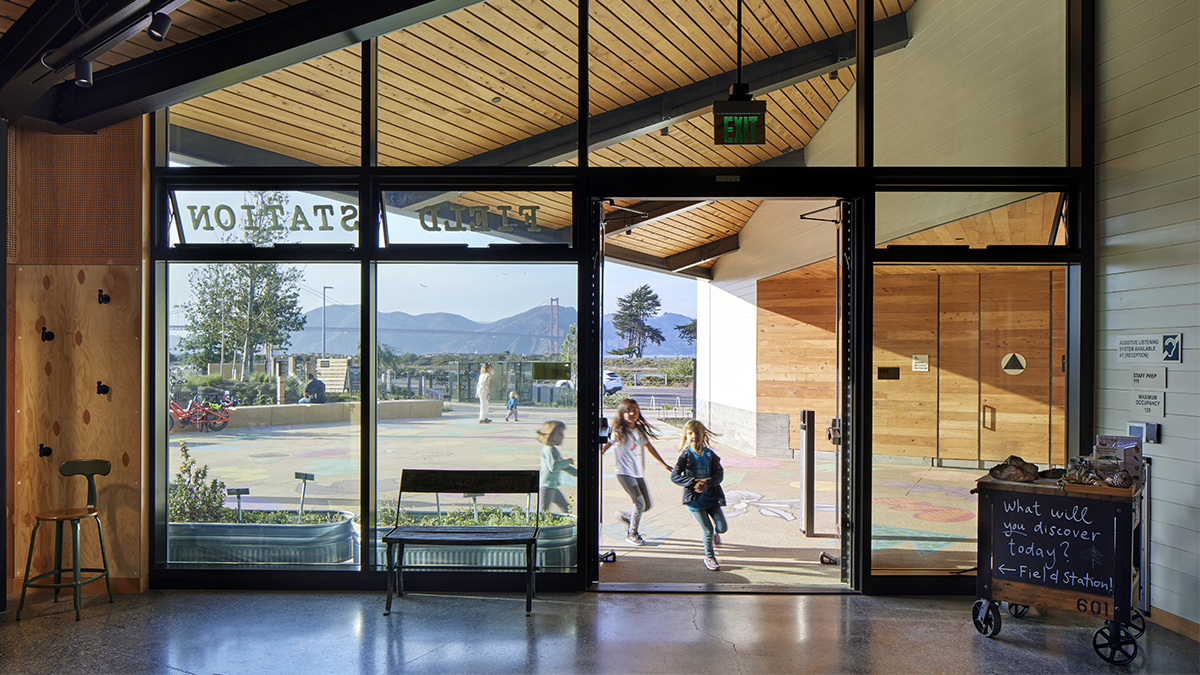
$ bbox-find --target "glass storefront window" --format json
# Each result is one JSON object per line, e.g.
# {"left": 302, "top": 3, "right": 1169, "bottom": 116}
{"left": 589, "top": 0, "right": 861, "bottom": 168}
{"left": 168, "top": 45, "right": 362, "bottom": 168}
{"left": 372, "top": 263, "right": 579, "bottom": 571}
{"left": 169, "top": 189, "right": 360, "bottom": 247}
{"left": 381, "top": 190, "right": 572, "bottom": 246}
{"left": 376, "top": 4, "right": 578, "bottom": 168}
{"left": 874, "top": 0, "right": 1066, "bottom": 167}
{"left": 876, "top": 191, "right": 1068, "bottom": 248}
{"left": 870, "top": 263, "right": 1067, "bottom": 573}
{"left": 166, "top": 263, "right": 361, "bottom": 566}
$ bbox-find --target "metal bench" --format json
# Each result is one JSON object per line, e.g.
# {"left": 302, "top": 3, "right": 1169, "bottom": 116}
{"left": 382, "top": 469, "right": 541, "bottom": 616}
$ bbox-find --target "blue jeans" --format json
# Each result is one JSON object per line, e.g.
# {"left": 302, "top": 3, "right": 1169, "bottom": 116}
{"left": 689, "top": 506, "right": 728, "bottom": 557}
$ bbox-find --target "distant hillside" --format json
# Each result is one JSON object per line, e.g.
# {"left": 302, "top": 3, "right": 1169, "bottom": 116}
{"left": 286, "top": 304, "right": 582, "bottom": 356}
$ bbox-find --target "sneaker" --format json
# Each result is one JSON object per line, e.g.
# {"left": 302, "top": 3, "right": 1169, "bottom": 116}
{"left": 626, "top": 533, "right": 646, "bottom": 546}
{"left": 704, "top": 556, "right": 720, "bottom": 571}
{"left": 713, "top": 533, "right": 721, "bottom": 546}
{"left": 615, "top": 511, "right": 631, "bottom": 524}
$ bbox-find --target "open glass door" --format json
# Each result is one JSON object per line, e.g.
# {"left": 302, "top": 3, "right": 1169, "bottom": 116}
{"left": 595, "top": 196, "right": 850, "bottom": 591}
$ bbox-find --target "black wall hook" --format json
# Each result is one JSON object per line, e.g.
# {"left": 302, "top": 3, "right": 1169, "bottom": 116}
{"left": 41, "top": 326, "right": 54, "bottom": 341}
{"left": 38, "top": 443, "right": 52, "bottom": 457}
{"left": 97, "top": 381, "right": 111, "bottom": 395}
{"left": 98, "top": 289, "right": 111, "bottom": 304}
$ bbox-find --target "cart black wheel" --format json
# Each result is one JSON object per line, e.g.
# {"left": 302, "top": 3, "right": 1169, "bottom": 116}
{"left": 1124, "top": 608, "right": 1146, "bottom": 639}
{"left": 1006, "top": 602, "right": 1030, "bottom": 618}
{"left": 168, "top": 414, "right": 174, "bottom": 432}
{"left": 1093, "top": 624, "right": 1138, "bottom": 665}
{"left": 972, "top": 599, "right": 1002, "bottom": 637}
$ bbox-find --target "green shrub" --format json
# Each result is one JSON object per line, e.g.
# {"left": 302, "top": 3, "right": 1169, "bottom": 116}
{"left": 167, "top": 440, "right": 226, "bottom": 522}
{"left": 219, "top": 509, "right": 345, "bottom": 524}
{"left": 371, "top": 501, "right": 573, "bottom": 528}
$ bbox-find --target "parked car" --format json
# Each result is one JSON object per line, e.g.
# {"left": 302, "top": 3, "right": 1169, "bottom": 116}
{"left": 602, "top": 371, "right": 623, "bottom": 395}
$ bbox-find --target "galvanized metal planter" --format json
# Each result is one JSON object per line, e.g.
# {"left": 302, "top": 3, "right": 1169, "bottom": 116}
{"left": 167, "top": 510, "right": 355, "bottom": 564}
{"left": 353, "top": 516, "right": 577, "bottom": 570}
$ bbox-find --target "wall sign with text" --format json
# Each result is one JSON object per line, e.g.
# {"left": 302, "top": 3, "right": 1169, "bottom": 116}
{"left": 1117, "top": 333, "right": 1183, "bottom": 362}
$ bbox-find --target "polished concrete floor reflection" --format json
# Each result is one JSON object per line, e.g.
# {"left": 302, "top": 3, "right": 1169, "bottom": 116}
{"left": 3, "top": 590, "right": 1196, "bottom": 674}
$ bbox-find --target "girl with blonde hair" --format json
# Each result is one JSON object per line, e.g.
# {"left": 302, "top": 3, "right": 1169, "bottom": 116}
{"left": 670, "top": 420, "right": 728, "bottom": 570}
{"left": 536, "top": 420, "right": 576, "bottom": 513}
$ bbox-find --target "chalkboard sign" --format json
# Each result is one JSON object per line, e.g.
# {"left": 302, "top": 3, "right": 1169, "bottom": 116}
{"left": 989, "top": 490, "right": 1116, "bottom": 596}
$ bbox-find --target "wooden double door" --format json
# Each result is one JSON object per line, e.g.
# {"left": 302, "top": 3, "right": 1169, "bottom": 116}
{"left": 874, "top": 266, "right": 1066, "bottom": 466}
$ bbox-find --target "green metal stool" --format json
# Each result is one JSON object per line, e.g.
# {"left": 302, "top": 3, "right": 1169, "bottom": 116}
{"left": 16, "top": 459, "right": 114, "bottom": 621}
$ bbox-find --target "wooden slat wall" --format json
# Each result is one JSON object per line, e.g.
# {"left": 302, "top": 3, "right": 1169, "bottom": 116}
{"left": 872, "top": 273, "right": 939, "bottom": 457}
{"left": 757, "top": 270, "right": 837, "bottom": 447}
{"left": 1050, "top": 269, "right": 1066, "bottom": 465}
{"left": 979, "top": 270, "right": 1053, "bottom": 464}
{"left": 757, "top": 259, "right": 1066, "bottom": 463}
{"left": 1095, "top": 0, "right": 1199, "bottom": 627}
{"left": 937, "top": 274, "right": 979, "bottom": 461}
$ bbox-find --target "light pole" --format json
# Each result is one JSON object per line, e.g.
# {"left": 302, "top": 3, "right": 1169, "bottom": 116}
{"left": 322, "top": 285, "right": 333, "bottom": 358}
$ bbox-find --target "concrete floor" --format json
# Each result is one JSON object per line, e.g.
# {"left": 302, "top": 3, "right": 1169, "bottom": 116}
{"left": 3, "top": 589, "right": 1196, "bottom": 674}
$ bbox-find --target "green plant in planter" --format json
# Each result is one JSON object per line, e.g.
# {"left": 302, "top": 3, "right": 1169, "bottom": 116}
{"left": 168, "top": 440, "right": 226, "bottom": 522}
{"left": 370, "top": 501, "right": 574, "bottom": 528}
{"left": 169, "top": 440, "right": 343, "bottom": 524}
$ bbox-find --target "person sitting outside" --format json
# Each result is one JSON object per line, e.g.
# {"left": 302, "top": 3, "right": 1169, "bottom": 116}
{"left": 299, "top": 373, "right": 326, "bottom": 404}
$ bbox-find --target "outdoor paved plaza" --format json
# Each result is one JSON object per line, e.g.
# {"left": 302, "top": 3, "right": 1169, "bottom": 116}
{"left": 169, "top": 401, "right": 981, "bottom": 587}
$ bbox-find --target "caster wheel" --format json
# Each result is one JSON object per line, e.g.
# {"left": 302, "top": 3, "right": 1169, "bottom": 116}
{"left": 1006, "top": 602, "right": 1030, "bottom": 618}
{"left": 972, "top": 599, "right": 1002, "bottom": 637}
{"left": 1093, "top": 624, "right": 1138, "bottom": 665}
{"left": 1124, "top": 608, "right": 1146, "bottom": 639}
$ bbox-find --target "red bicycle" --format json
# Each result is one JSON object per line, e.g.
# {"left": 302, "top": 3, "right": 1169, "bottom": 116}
{"left": 168, "top": 391, "right": 235, "bottom": 432}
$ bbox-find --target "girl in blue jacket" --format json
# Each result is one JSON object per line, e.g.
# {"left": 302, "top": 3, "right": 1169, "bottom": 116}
{"left": 670, "top": 420, "right": 727, "bottom": 571}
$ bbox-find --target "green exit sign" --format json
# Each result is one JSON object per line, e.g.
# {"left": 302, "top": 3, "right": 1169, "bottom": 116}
{"left": 713, "top": 100, "right": 767, "bottom": 145}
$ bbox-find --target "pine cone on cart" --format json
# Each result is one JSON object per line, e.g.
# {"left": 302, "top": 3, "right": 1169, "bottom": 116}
{"left": 989, "top": 455, "right": 1040, "bottom": 482}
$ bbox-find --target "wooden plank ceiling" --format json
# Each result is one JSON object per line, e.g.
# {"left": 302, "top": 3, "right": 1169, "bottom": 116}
{"left": 764, "top": 193, "right": 1067, "bottom": 282}
{"left": 1, "top": 0, "right": 915, "bottom": 276}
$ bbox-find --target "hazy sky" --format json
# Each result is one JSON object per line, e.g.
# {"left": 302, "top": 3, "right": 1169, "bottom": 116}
{"left": 167, "top": 188, "right": 698, "bottom": 324}
{"left": 169, "top": 259, "right": 696, "bottom": 326}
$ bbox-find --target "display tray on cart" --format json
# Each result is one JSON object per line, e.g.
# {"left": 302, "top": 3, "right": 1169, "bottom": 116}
{"left": 973, "top": 476, "right": 1145, "bottom": 665}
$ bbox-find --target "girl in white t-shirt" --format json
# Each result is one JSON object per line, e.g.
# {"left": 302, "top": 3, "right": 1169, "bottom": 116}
{"left": 601, "top": 398, "right": 670, "bottom": 545}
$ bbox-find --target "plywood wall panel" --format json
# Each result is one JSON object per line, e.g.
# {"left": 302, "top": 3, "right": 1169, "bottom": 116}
{"left": 10, "top": 265, "right": 142, "bottom": 591}
{"left": 10, "top": 122, "right": 141, "bottom": 265}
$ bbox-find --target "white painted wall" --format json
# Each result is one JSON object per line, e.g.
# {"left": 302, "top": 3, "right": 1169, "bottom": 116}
{"left": 697, "top": 200, "right": 838, "bottom": 452}
{"left": 1095, "top": 0, "right": 1199, "bottom": 627}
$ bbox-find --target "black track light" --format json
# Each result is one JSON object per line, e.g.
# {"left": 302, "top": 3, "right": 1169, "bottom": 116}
{"left": 74, "top": 58, "right": 93, "bottom": 88}
{"left": 148, "top": 12, "right": 172, "bottom": 42}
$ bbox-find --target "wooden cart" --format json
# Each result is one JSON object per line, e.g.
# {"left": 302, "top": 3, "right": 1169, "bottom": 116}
{"left": 973, "top": 476, "right": 1144, "bottom": 665}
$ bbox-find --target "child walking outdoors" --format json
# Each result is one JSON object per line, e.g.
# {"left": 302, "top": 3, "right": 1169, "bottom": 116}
{"left": 537, "top": 421, "right": 576, "bottom": 513}
{"left": 601, "top": 398, "right": 671, "bottom": 546}
{"left": 670, "top": 420, "right": 728, "bottom": 570}
{"left": 505, "top": 391, "right": 519, "bottom": 422}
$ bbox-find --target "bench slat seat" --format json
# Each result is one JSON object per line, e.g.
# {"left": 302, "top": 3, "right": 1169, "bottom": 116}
{"left": 383, "top": 469, "right": 541, "bottom": 617}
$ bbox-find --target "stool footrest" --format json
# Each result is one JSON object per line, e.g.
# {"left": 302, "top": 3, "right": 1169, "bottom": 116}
{"left": 23, "top": 568, "right": 109, "bottom": 590}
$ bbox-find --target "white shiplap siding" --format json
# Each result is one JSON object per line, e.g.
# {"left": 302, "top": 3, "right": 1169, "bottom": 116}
{"left": 1096, "top": 0, "right": 1200, "bottom": 626}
